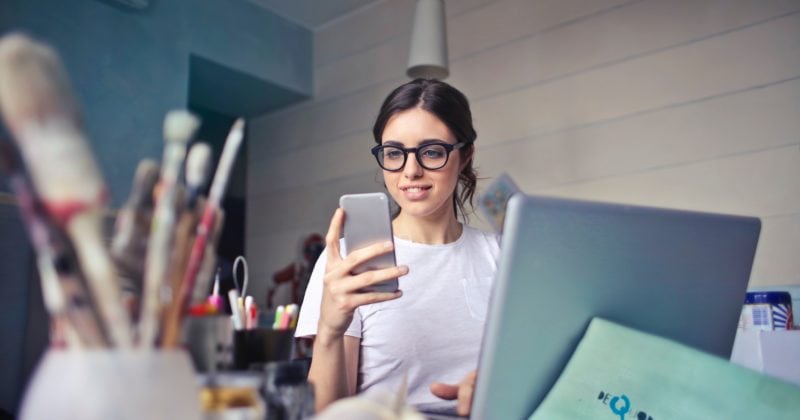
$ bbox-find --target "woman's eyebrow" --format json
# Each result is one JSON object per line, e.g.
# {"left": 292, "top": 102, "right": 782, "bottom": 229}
{"left": 381, "top": 138, "right": 449, "bottom": 147}
{"left": 419, "top": 138, "right": 448, "bottom": 146}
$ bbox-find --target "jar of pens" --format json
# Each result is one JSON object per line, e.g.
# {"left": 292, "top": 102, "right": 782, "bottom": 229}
{"left": 186, "top": 256, "right": 312, "bottom": 419}
{"left": 226, "top": 257, "right": 295, "bottom": 370}
{"left": 0, "top": 33, "right": 314, "bottom": 419}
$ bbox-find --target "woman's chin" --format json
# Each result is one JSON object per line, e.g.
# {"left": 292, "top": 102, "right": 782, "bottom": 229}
{"left": 395, "top": 201, "right": 450, "bottom": 220}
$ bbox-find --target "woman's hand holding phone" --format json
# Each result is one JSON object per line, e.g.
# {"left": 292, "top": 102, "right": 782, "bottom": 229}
{"left": 317, "top": 208, "right": 406, "bottom": 339}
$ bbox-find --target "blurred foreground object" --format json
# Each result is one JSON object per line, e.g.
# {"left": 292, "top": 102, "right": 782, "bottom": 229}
{"left": 0, "top": 32, "right": 132, "bottom": 347}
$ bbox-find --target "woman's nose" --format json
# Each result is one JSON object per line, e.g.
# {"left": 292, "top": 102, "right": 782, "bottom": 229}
{"left": 403, "top": 152, "right": 423, "bottom": 179}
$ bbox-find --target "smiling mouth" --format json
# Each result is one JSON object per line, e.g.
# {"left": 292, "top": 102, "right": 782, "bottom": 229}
{"left": 400, "top": 186, "right": 431, "bottom": 193}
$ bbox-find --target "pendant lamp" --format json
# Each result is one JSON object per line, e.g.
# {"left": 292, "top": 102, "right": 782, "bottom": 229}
{"left": 407, "top": 0, "right": 449, "bottom": 79}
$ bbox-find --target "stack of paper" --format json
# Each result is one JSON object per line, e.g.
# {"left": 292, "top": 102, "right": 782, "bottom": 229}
{"left": 531, "top": 318, "right": 800, "bottom": 420}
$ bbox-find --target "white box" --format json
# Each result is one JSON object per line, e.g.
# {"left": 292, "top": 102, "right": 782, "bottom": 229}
{"left": 730, "top": 328, "right": 800, "bottom": 387}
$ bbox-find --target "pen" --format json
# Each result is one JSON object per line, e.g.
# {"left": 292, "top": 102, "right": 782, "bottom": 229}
{"left": 245, "top": 296, "right": 256, "bottom": 329}
{"left": 250, "top": 301, "right": 259, "bottom": 329}
{"left": 280, "top": 304, "right": 297, "bottom": 330}
{"left": 229, "top": 289, "right": 244, "bottom": 331}
{"left": 288, "top": 304, "right": 299, "bottom": 329}
{"left": 207, "top": 268, "right": 223, "bottom": 312}
{"left": 273, "top": 305, "right": 284, "bottom": 330}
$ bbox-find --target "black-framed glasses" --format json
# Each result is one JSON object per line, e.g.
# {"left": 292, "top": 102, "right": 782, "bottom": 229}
{"left": 370, "top": 142, "right": 466, "bottom": 171}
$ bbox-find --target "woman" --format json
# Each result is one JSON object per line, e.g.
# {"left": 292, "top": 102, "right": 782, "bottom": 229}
{"left": 295, "top": 79, "right": 500, "bottom": 416}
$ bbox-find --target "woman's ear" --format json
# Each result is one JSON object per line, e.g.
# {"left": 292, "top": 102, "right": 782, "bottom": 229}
{"left": 459, "top": 144, "right": 475, "bottom": 172}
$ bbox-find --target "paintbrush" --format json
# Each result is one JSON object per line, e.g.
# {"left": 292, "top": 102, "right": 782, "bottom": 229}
{"left": 183, "top": 119, "right": 244, "bottom": 299}
{"left": 111, "top": 159, "right": 159, "bottom": 308}
{"left": 176, "top": 142, "right": 212, "bottom": 282}
{"left": 159, "top": 142, "right": 212, "bottom": 347}
{"left": 184, "top": 142, "right": 212, "bottom": 207}
{"left": 162, "top": 119, "right": 244, "bottom": 348}
{"left": 190, "top": 224, "right": 222, "bottom": 305}
{"left": 0, "top": 141, "right": 109, "bottom": 348}
{"left": 169, "top": 142, "right": 212, "bottom": 297}
{"left": 0, "top": 33, "right": 133, "bottom": 347}
{"left": 138, "top": 110, "right": 199, "bottom": 348}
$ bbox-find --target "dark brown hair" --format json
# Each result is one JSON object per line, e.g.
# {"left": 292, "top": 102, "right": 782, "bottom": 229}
{"left": 372, "top": 79, "right": 477, "bottom": 220}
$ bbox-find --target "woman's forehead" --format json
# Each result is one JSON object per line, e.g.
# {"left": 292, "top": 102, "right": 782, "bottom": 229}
{"left": 381, "top": 108, "right": 454, "bottom": 144}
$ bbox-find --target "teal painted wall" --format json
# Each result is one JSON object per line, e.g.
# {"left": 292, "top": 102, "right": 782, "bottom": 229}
{"left": 0, "top": 0, "right": 311, "bottom": 414}
{"left": 0, "top": 0, "right": 311, "bottom": 205}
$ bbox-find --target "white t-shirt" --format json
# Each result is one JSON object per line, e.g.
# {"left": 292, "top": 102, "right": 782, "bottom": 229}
{"left": 295, "top": 225, "right": 501, "bottom": 412}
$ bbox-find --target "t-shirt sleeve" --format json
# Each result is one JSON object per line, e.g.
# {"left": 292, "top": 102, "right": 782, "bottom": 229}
{"left": 490, "top": 232, "right": 502, "bottom": 265}
{"left": 474, "top": 227, "right": 502, "bottom": 269}
{"left": 294, "top": 244, "right": 363, "bottom": 339}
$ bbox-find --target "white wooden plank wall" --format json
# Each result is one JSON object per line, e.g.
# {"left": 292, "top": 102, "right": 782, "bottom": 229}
{"left": 247, "top": 0, "right": 800, "bottom": 304}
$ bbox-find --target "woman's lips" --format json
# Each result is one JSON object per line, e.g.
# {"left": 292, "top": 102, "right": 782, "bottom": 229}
{"left": 400, "top": 185, "right": 431, "bottom": 200}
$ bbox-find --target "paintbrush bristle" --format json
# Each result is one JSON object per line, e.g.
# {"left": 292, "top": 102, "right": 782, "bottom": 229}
{"left": 0, "top": 33, "right": 80, "bottom": 132}
{"left": 163, "top": 110, "right": 199, "bottom": 145}
{"left": 185, "top": 142, "right": 212, "bottom": 189}
{"left": 0, "top": 32, "right": 104, "bottom": 204}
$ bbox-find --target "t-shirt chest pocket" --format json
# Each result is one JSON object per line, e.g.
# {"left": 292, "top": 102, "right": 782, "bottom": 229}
{"left": 460, "top": 275, "right": 493, "bottom": 322}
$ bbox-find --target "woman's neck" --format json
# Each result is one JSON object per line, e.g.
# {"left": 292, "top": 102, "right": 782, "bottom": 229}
{"left": 392, "top": 208, "right": 463, "bottom": 245}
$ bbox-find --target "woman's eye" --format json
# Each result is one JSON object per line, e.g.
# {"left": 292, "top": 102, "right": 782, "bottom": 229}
{"left": 385, "top": 149, "right": 404, "bottom": 159}
{"left": 422, "top": 148, "right": 445, "bottom": 159}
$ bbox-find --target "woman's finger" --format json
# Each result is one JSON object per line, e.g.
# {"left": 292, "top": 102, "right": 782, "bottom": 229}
{"left": 430, "top": 382, "right": 459, "bottom": 400}
{"left": 348, "top": 289, "right": 403, "bottom": 308}
{"left": 456, "top": 371, "right": 477, "bottom": 416}
{"left": 345, "top": 265, "right": 407, "bottom": 292}
{"left": 325, "top": 208, "right": 345, "bottom": 265}
{"left": 456, "top": 378, "right": 475, "bottom": 416}
{"left": 340, "top": 240, "right": 395, "bottom": 274}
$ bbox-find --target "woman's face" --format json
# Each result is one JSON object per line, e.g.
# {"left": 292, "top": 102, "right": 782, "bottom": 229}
{"left": 380, "top": 107, "right": 466, "bottom": 220}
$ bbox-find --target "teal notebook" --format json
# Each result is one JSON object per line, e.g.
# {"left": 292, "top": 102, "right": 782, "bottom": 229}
{"left": 531, "top": 318, "right": 800, "bottom": 420}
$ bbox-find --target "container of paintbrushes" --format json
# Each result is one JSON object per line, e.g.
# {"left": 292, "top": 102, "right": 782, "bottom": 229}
{"left": 19, "top": 350, "right": 201, "bottom": 420}
{"left": 0, "top": 33, "right": 199, "bottom": 420}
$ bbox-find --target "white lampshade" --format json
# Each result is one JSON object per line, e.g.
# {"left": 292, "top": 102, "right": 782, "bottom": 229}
{"left": 407, "top": 0, "right": 449, "bottom": 79}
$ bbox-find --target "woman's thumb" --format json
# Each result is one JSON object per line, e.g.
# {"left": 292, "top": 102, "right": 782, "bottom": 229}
{"left": 430, "top": 382, "right": 459, "bottom": 400}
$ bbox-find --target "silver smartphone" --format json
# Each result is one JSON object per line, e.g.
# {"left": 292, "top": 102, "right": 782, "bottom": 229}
{"left": 339, "top": 192, "right": 399, "bottom": 293}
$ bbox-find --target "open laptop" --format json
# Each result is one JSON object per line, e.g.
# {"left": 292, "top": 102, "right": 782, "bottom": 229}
{"left": 471, "top": 194, "right": 761, "bottom": 419}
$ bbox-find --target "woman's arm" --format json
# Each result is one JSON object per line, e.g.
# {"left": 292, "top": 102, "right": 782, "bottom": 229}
{"left": 307, "top": 208, "right": 407, "bottom": 412}
{"left": 308, "top": 334, "right": 360, "bottom": 411}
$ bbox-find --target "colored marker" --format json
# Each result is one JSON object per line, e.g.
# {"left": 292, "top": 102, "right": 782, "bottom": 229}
{"left": 273, "top": 305, "right": 284, "bottom": 330}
